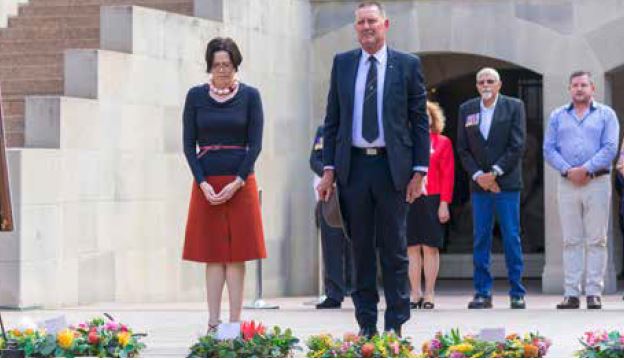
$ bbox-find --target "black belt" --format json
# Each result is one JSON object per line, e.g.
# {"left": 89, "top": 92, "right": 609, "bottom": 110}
{"left": 590, "top": 169, "right": 610, "bottom": 178}
{"left": 352, "top": 147, "right": 386, "bottom": 156}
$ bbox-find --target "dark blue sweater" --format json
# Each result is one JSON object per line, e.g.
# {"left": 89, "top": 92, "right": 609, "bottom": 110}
{"left": 183, "top": 83, "right": 263, "bottom": 184}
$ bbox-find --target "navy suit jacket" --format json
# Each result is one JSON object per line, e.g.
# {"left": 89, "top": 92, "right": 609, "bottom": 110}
{"left": 457, "top": 95, "right": 526, "bottom": 192}
{"left": 322, "top": 47, "right": 429, "bottom": 191}
{"left": 310, "top": 125, "right": 324, "bottom": 177}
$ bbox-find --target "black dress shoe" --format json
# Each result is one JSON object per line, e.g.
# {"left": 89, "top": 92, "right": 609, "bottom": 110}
{"left": 410, "top": 298, "right": 423, "bottom": 309}
{"left": 315, "top": 298, "right": 341, "bottom": 309}
{"left": 587, "top": 295, "right": 602, "bottom": 310}
{"left": 510, "top": 296, "right": 526, "bottom": 309}
{"left": 556, "top": 296, "right": 580, "bottom": 309}
{"left": 467, "top": 295, "right": 492, "bottom": 309}
{"left": 358, "top": 326, "right": 378, "bottom": 339}
{"left": 384, "top": 326, "right": 402, "bottom": 338}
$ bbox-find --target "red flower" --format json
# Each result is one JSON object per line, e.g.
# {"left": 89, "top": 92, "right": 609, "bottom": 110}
{"left": 361, "top": 343, "right": 375, "bottom": 358}
{"left": 88, "top": 331, "right": 99, "bottom": 345}
{"left": 240, "top": 320, "right": 266, "bottom": 341}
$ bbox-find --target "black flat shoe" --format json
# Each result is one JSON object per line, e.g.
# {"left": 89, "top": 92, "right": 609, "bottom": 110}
{"left": 422, "top": 301, "right": 435, "bottom": 309}
{"left": 410, "top": 298, "right": 424, "bottom": 309}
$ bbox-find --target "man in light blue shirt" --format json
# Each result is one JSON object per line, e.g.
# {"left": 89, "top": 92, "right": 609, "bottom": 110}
{"left": 543, "top": 70, "right": 619, "bottom": 310}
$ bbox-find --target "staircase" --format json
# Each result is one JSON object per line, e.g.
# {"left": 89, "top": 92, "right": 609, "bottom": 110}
{"left": 0, "top": 0, "right": 193, "bottom": 147}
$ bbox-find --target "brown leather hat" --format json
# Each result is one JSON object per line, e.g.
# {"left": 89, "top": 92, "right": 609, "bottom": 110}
{"left": 321, "top": 186, "right": 349, "bottom": 239}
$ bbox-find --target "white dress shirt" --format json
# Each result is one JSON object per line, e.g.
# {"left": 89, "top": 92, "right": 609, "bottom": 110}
{"left": 324, "top": 44, "right": 427, "bottom": 174}
{"left": 479, "top": 95, "right": 498, "bottom": 140}
{"left": 472, "top": 94, "right": 504, "bottom": 180}
{"left": 352, "top": 45, "right": 387, "bottom": 148}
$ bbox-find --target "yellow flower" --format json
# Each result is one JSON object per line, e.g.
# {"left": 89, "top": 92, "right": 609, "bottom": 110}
{"left": 9, "top": 329, "right": 21, "bottom": 337}
{"left": 449, "top": 343, "right": 474, "bottom": 354}
{"left": 117, "top": 331, "right": 131, "bottom": 347}
{"left": 57, "top": 329, "right": 75, "bottom": 349}
{"left": 24, "top": 328, "right": 34, "bottom": 336}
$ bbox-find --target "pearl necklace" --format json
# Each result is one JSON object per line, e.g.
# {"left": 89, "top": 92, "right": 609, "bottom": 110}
{"left": 209, "top": 80, "right": 239, "bottom": 96}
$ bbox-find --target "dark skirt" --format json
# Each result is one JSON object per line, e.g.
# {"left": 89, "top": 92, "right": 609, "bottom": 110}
{"left": 183, "top": 174, "right": 266, "bottom": 263}
{"left": 406, "top": 194, "right": 444, "bottom": 248}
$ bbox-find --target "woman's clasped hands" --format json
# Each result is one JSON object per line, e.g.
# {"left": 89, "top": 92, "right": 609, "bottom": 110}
{"left": 200, "top": 178, "right": 245, "bottom": 205}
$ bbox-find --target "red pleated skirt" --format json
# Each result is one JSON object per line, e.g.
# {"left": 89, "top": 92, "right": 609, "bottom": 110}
{"left": 183, "top": 175, "right": 266, "bottom": 263}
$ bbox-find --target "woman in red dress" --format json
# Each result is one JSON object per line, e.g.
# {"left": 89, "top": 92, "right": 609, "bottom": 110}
{"left": 407, "top": 101, "right": 454, "bottom": 309}
{"left": 182, "top": 37, "right": 266, "bottom": 332}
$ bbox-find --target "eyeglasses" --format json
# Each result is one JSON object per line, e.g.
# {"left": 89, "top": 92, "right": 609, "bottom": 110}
{"left": 211, "top": 62, "right": 234, "bottom": 72}
{"left": 477, "top": 79, "right": 497, "bottom": 85}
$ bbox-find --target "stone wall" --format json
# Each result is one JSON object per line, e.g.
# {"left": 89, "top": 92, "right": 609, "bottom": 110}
{"left": 0, "top": 0, "right": 316, "bottom": 308}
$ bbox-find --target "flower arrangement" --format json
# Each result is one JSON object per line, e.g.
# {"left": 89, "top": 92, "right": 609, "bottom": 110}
{"left": 0, "top": 314, "right": 146, "bottom": 357}
{"left": 575, "top": 330, "right": 624, "bottom": 358}
{"left": 419, "top": 329, "right": 551, "bottom": 358}
{"left": 306, "top": 331, "right": 415, "bottom": 358}
{"left": 187, "top": 320, "right": 300, "bottom": 358}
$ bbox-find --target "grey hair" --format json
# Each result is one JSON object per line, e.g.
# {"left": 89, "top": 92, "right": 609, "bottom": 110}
{"left": 476, "top": 67, "right": 501, "bottom": 82}
{"left": 355, "top": 1, "right": 386, "bottom": 18}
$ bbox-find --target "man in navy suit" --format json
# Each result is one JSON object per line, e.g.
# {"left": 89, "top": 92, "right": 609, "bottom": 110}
{"left": 316, "top": 1, "right": 429, "bottom": 337}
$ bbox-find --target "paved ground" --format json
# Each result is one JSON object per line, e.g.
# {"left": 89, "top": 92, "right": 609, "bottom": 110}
{"left": 2, "top": 280, "right": 623, "bottom": 357}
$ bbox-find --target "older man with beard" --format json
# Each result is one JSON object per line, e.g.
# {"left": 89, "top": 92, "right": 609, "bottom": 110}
{"left": 457, "top": 67, "right": 527, "bottom": 310}
{"left": 544, "top": 71, "right": 619, "bottom": 310}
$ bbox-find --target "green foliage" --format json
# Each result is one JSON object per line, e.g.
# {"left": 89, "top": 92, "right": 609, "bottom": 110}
{"left": 576, "top": 330, "right": 624, "bottom": 358}
{"left": 419, "top": 329, "right": 551, "bottom": 358}
{"left": 0, "top": 315, "right": 146, "bottom": 358}
{"left": 188, "top": 325, "right": 300, "bottom": 358}
{"left": 306, "top": 331, "right": 414, "bottom": 358}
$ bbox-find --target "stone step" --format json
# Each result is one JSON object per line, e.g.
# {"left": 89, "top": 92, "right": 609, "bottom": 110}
{"left": 19, "top": 4, "right": 102, "bottom": 16}
{"left": 0, "top": 39, "right": 98, "bottom": 54}
{"left": 0, "top": 65, "right": 63, "bottom": 81}
{"left": 28, "top": 0, "right": 192, "bottom": 7}
{"left": 19, "top": 2, "right": 192, "bottom": 16}
{"left": 2, "top": 114, "right": 25, "bottom": 134}
{"left": 6, "top": 132, "right": 25, "bottom": 148}
{"left": 0, "top": 27, "right": 99, "bottom": 41}
{"left": 9, "top": 16, "right": 97, "bottom": 28}
{"left": 0, "top": 79, "right": 63, "bottom": 96}
{"left": 1, "top": 97, "right": 25, "bottom": 118}
{"left": 0, "top": 54, "right": 63, "bottom": 67}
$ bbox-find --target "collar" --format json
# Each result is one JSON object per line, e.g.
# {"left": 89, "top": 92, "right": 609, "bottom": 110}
{"left": 480, "top": 94, "right": 499, "bottom": 112}
{"left": 567, "top": 100, "right": 597, "bottom": 112}
{"left": 360, "top": 44, "right": 387, "bottom": 65}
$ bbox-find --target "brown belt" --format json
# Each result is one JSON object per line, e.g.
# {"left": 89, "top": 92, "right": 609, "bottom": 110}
{"left": 590, "top": 169, "right": 610, "bottom": 178}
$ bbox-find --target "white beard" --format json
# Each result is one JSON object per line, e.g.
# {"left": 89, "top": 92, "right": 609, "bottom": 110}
{"left": 481, "top": 91, "right": 493, "bottom": 101}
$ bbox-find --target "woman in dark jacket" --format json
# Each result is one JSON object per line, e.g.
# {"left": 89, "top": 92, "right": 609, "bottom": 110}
{"left": 182, "top": 37, "right": 266, "bottom": 333}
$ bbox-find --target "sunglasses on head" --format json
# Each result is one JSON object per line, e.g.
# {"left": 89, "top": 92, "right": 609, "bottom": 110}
{"left": 477, "top": 79, "right": 497, "bottom": 85}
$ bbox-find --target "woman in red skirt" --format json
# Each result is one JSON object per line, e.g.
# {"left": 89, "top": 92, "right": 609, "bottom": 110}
{"left": 182, "top": 37, "right": 266, "bottom": 333}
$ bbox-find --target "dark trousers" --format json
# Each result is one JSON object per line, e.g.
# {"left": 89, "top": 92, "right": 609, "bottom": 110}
{"left": 319, "top": 210, "right": 352, "bottom": 302}
{"left": 339, "top": 151, "right": 410, "bottom": 330}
